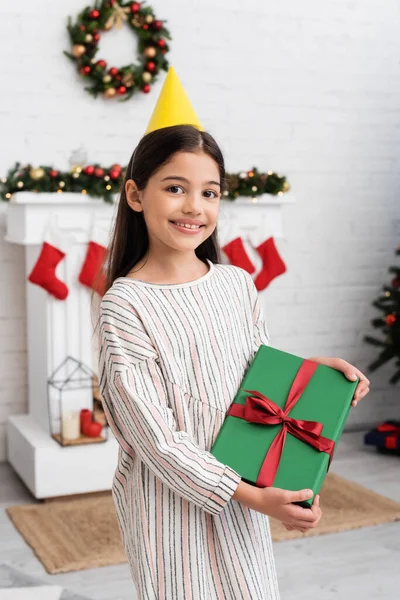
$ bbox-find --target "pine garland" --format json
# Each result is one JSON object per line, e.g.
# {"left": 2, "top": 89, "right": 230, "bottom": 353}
{"left": 364, "top": 246, "right": 400, "bottom": 384}
{"left": 0, "top": 163, "right": 291, "bottom": 203}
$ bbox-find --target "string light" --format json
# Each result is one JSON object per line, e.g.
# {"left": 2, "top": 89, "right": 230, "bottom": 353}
{"left": 81, "top": 189, "right": 87, "bottom": 194}
{"left": 106, "top": 184, "right": 112, "bottom": 190}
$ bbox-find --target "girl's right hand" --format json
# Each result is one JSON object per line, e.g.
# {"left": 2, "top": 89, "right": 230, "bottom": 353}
{"left": 256, "top": 487, "right": 322, "bottom": 532}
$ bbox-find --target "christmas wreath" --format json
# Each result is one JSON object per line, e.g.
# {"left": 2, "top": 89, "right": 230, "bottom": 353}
{"left": 1, "top": 164, "right": 290, "bottom": 203}
{"left": 65, "top": 0, "right": 171, "bottom": 100}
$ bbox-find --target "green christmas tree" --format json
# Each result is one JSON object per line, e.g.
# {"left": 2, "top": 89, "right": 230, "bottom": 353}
{"left": 364, "top": 245, "right": 400, "bottom": 384}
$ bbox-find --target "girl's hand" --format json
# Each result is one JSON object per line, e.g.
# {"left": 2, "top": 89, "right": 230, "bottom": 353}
{"left": 256, "top": 487, "right": 321, "bottom": 531}
{"left": 281, "top": 494, "right": 322, "bottom": 533}
{"left": 308, "top": 356, "right": 370, "bottom": 407}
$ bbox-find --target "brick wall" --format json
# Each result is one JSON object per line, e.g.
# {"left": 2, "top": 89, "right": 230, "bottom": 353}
{"left": 1, "top": 0, "right": 399, "bottom": 460}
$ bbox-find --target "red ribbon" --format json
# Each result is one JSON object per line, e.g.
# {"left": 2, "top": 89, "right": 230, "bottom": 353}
{"left": 227, "top": 359, "right": 335, "bottom": 487}
{"left": 377, "top": 423, "right": 400, "bottom": 434}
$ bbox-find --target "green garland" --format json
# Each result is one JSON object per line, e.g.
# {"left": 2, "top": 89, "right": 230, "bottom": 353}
{"left": 65, "top": 0, "right": 171, "bottom": 100}
{"left": 0, "top": 163, "right": 290, "bottom": 203}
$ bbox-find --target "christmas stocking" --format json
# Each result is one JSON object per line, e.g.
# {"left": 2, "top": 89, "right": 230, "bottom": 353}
{"left": 250, "top": 229, "right": 286, "bottom": 291}
{"left": 220, "top": 221, "right": 255, "bottom": 274}
{"left": 28, "top": 221, "right": 71, "bottom": 300}
{"left": 78, "top": 220, "right": 108, "bottom": 295}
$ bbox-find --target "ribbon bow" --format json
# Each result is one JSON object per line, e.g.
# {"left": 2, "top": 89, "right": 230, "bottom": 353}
{"left": 105, "top": 4, "right": 130, "bottom": 29}
{"left": 228, "top": 360, "right": 335, "bottom": 487}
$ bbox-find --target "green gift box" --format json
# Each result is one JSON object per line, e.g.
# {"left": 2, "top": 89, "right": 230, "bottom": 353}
{"left": 211, "top": 345, "right": 359, "bottom": 508}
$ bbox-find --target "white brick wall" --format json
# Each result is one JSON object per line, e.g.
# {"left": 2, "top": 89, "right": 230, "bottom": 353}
{"left": 1, "top": 0, "right": 400, "bottom": 460}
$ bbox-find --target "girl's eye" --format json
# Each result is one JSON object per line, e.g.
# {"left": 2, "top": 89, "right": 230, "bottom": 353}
{"left": 203, "top": 190, "right": 219, "bottom": 199}
{"left": 167, "top": 185, "right": 184, "bottom": 194}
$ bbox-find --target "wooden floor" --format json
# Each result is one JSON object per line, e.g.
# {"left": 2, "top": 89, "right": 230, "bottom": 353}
{"left": 0, "top": 431, "right": 399, "bottom": 600}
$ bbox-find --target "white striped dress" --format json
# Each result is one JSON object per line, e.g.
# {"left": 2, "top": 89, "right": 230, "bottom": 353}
{"left": 98, "top": 259, "right": 280, "bottom": 600}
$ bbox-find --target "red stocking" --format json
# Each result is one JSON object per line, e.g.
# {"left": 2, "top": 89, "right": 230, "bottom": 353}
{"left": 28, "top": 225, "right": 70, "bottom": 300}
{"left": 78, "top": 222, "right": 108, "bottom": 295}
{"left": 253, "top": 237, "right": 286, "bottom": 291}
{"left": 220, "top": 222, "right": 255, "bottom": 274}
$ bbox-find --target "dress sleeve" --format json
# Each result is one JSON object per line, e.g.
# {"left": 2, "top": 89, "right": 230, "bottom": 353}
{"left": 98, "top": 289, "right": 241, "bottom": 516}
{"left": 243, "top": 270, "right": 271, "bottom": 352}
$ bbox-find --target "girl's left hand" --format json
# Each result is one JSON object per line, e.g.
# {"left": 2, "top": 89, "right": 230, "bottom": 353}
{"left": 308, "top": 356, "right": 370, "bottom": 406}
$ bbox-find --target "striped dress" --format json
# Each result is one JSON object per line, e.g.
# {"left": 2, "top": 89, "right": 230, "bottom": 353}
{"left": 98, "top": 259, "right": 280, "bottom": 600}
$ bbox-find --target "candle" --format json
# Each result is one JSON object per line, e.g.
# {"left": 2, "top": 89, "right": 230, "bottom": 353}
{"left": 62, "top": 411, "right": 80, "bottom": 441}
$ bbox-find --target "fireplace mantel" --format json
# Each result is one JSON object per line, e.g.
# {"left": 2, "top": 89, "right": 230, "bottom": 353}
{"left": 4, "top": 191, "right": 295, "bottom": 498}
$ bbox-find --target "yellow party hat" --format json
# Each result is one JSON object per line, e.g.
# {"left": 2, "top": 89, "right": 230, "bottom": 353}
{"left": 144, "top": 66, "right": 204, "bottom": 135}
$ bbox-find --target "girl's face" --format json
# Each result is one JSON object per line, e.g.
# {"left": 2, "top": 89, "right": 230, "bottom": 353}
{"left": 126, "top": 150, "right": 221, "bottom": 255}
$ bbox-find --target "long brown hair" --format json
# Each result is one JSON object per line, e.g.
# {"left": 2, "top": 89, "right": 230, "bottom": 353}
{"left": 104, "top": 124, "right": 227, "bottom": 295}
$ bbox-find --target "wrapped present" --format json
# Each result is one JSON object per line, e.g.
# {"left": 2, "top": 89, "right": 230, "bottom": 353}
{"left": 364, "top": 421, "right": 400, "bottom": 451}
{"left": 211, "top": 345, "right": 359, "bottom": 508}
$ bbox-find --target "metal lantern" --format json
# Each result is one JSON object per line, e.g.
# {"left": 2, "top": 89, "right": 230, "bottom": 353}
{"left": 47, "top": 356, "right": 108, "bottom": 447}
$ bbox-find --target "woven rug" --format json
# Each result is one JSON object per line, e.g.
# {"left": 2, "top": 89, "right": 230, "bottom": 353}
{"left": 7, "top": 472, "right": 400, "bottom": 574}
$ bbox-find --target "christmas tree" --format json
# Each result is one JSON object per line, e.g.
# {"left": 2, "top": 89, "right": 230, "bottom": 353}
{"left": 364, "top": 245, "right": 400, "bottom": 384}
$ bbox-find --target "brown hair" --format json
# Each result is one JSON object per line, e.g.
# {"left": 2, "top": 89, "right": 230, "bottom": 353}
{"left": 104, "top": 124, "right": 227, "bottom": 295}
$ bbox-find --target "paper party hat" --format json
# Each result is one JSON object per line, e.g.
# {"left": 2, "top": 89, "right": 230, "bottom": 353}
{"left": 144, "top": 66, "right": 204, "bottom": 135}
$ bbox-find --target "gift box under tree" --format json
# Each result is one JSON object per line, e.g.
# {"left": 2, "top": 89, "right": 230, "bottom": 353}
{"left": 211, "top": 345, "right": 359, "bottom": 508}
{"left": 364, "top": 421, "right": 400, "bottom": 452}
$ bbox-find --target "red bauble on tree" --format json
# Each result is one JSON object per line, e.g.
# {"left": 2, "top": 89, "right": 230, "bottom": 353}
{"left": 94, "top": 168, "right": 104, "bottom": 178}
{"left": 84, "top": 165, "right": 95, "bottom": 176}
{"left": 142, "top": 84, "right": 151, "bottom": 93}
{"left": 117, "top": 86, "right": 127, "bottom": 95}
{"left": 157, "top": 39, "right": 166, "bottom": 48}
{"left": 146, "top": 61, "right": 156, "bottom": 72}
{"left": 109, "top": 67, "right": 119, "bottom": 76}
{"left": 89, "top": 9, "right": 100, "bottom": 19}
{"left": 79, "top": 25, "right": 86, "bottom": 31}
{"left": 49, "top": 170, "right": 59, "bottom": 178}
{"left": 109, "top": 169, "right": 120, "bottom": 180}
{"left": 93, "top": 33, "right": 100, "bottom": 42}
{"left": 385, "top": 314, "right": 396, "bottom": 326}
{"left": 97, "top": 59, "right": 107, "bottom": 68}
{"left": 80, "top": 66, "right": 91, "bottom": 75}
{"left": 130, "top": 2, "right": 141, "bottom": 13}
{"left": 143, "top": 24, "right": 149, "bottom": 30}
{"left": 152, "top": 20, "right": 163, "bottom": 31}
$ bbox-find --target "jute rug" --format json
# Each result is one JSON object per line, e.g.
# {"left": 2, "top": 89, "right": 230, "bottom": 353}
{"left": 7, "top": 472, "right": 400, "bottom": 574}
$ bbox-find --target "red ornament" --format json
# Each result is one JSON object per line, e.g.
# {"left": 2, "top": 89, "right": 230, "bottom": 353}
{"left": 84, "top": 165, "right": 95, "bottom": 175}
{"left": 117, "top": 85, "right": 127, "bottom": 95}
{"left": 93, "top": 33, "right": 101, "bottom": 42}
{"left": 79, "top": 25, "right": 86, "bottom": 31}
{"left": 110, "top": 169, "right": 121, "bottom": 180}
{"left": 80, "top": 66, "right": 91, "bottom": 75}
{"left": 157, "top": 39, "right": 166, "bottom": 48}
{"left": 386, "top": 314, "right": 396, "bottom": 326}
{"left": 146, "top": 61, "right": 156, "bottom": 72}
{"left": 49, "top": 169, "right": 58, "bottom": 178}
{"left": 161, "top": 49, "right": 167, "bottom": 55}
{"left": 152, "top": 20, "right": 163, "bottom": 31}
{"left": 89, "top": 9, "right": 100, "bottom": 19}
{"left": 142, "top": 84, "right": 151, "bottom": 93}
{"left": 143, "top": 23, "right": 149, "bottom": 30}
{"left": 110, "top": 163, "right": 122, "bottom": 172}
{"left": 96, "top": 59, "right": 107, "bottom": 68}
{"left": 130, "top": 2, "right": 141, "bottom": 13}
{"left": 109, "top": 67, "right": 119, "bottom": 76}
{"left": 94, "top": 168, "right": 105, "bottom": 178}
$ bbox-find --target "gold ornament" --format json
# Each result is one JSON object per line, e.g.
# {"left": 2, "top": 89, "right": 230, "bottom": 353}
{"left": 144, "top": 46, "right": 156, "bottom": 58}
{"left": 17, "top": 181, "right": 24, "bottom": 188}
{"left": 142, "top": 71, "right": 152, "bottom": 83}
{"left": 251, "top": 185, "right": 257, "bottom": 192}
{"left": 70, "top": 165, "right": 82, "bottom": 175}
{"left": 103, "top": 74, "right": 112, "bottom": 83}
{"left": 58, "top": 181, "right": 65, "bottom": 188}
{"left": 104, "top": 175, "right": 110, "bottom": 181}
{"left": 145, "top": 14, "right": 154, "bottom": 23}
{"left": 72, "top": 44, "right": 86, "bottom": 58}
{"left": 122, "top": 72, "right": 134, "bottom": 87}
{"left": 5, "top": 193, "right": 12, "bottom": 199}
{"left": 29, "top": 167, "right": 45, "bottom": 181}
{"left": 106, "top": 184, "right": 112, "bottom": 190}
{"left": 104, "top": 87, "right": 116, "bottom": 98}
{"left": 85, "top": 33, "right": 93, "bottom": 43}
{"left": 282, "top": 180, "right": 290, "bottom": 192}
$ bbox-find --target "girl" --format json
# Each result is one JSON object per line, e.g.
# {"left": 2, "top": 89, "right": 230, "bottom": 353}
{"left": 98, "top": 124, "right": 370, "bottom": 600}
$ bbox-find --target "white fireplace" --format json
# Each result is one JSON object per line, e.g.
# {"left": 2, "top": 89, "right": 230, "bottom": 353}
{"left": 4, "top": 191, "right": 294, "bottom": 498}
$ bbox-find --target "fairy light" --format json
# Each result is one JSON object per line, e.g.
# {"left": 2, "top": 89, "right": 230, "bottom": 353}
{"left": 106, "top": 184, "right": 112, "bottom": 190}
